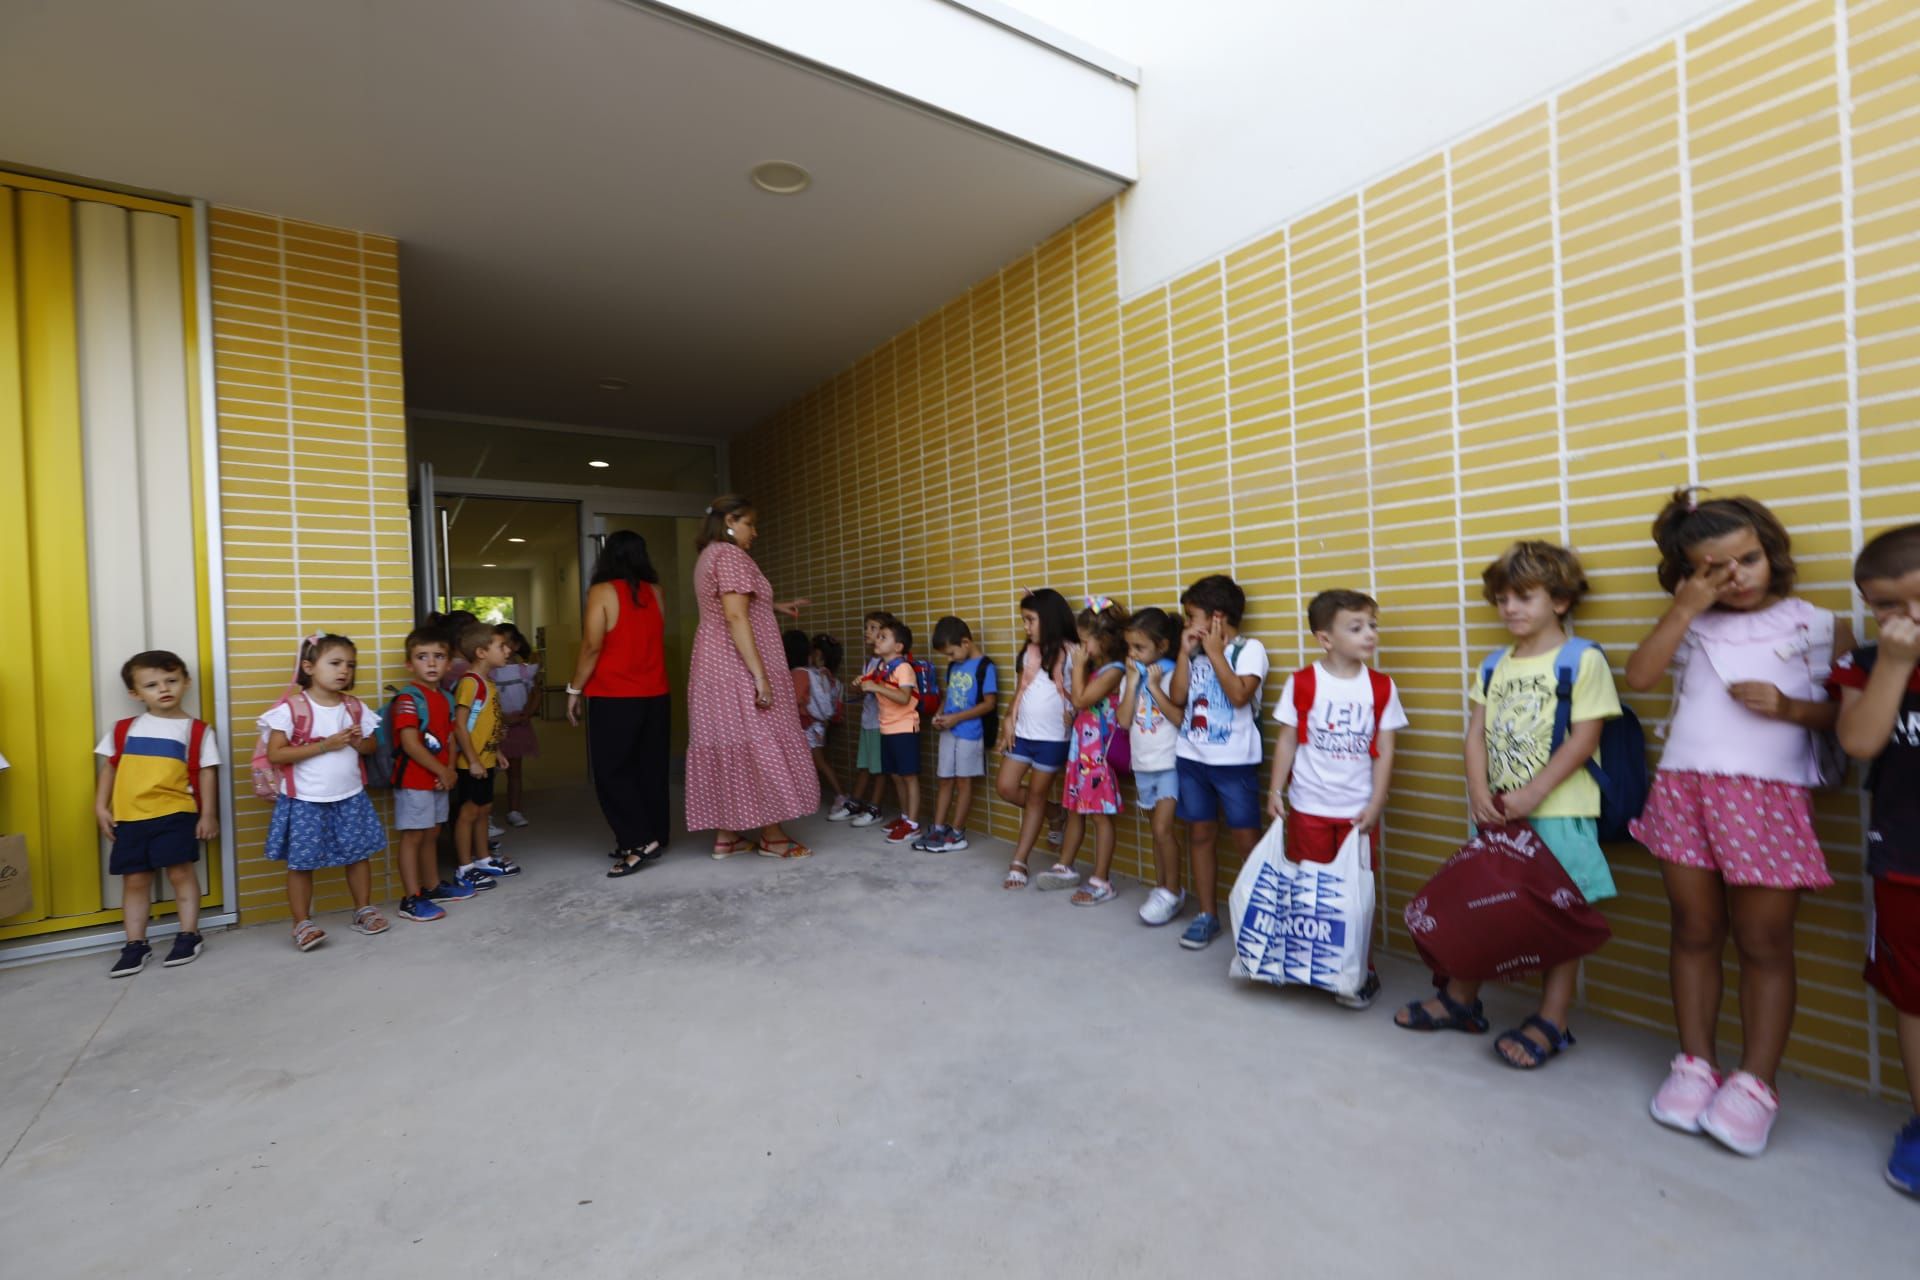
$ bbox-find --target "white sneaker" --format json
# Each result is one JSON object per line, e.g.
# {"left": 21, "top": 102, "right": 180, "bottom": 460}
{"left": 825, "top": 796, "right": 855, "bottom": 821}
{"left": 848, "top": 807, "right": 880, "bottom": 828}
{"left": 506, "top": 810, "right": 529, "bottom": 828}
{"left": 1138, "top": 887, "right": 1185, "bottom": 926}
{"left": 487, "top": 821, "right": 505, "bottom": 839}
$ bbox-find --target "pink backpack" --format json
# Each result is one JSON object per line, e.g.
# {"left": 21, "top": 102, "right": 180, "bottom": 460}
{"left": 249, "top": 690, "right": 367, "bottom": 800}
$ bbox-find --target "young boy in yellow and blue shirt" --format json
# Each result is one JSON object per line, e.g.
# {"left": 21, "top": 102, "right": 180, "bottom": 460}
{"left": 93, "top": 650, "right": 221, "bottom": 978}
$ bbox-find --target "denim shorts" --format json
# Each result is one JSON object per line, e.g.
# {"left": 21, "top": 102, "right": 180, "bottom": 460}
{"left": 1175, "top": 757, "right": 1262, "bottom": 829}
{"left": 880, "top": 732, "right": 920, "bottom": 777}
{"left": 1133, "top": 767, "right": 1178, "bottom": 810}
{"left": 1008, "top": 735, "right": 1069, "bottom": 774}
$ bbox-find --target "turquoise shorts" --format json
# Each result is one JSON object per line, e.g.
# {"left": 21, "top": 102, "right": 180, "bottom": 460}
{"left": 857, "top": 728, "right": 883, "bottom": 774}
{"left": 1473, "top": 816, "right": 1617, "bottom": 904}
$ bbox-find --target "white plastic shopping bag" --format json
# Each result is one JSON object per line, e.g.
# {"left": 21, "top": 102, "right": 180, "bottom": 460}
{"left": 1227, "top": 821, "right": 1374, "bottom": 998}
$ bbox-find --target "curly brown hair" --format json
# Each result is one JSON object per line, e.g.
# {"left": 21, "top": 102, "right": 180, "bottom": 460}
{"left": 1651, "top": 487, "right": 1795, "bottom": 596}
{"left": 1481, "top": 541, "right": 1590, "bottom": 609}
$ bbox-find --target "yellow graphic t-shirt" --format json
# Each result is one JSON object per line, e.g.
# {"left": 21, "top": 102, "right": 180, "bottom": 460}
{"left": 454, "top": 673, "right": 503, "bottom": 770}
{"left": 1468, "top": 644, "right": 1620, "bottom": 819}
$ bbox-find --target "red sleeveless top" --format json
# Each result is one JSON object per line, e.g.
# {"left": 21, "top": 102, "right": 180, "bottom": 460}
{"left": 584, "top": 582, "right": 669, "bottom": 698}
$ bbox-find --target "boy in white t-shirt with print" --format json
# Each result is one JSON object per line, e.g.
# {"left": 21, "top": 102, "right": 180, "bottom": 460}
{"left": 1268, "top": 589, "right": 1409, "bottom": 1009}
{"left": 1170, "top": 574, "right": 1270, "bottom": 951}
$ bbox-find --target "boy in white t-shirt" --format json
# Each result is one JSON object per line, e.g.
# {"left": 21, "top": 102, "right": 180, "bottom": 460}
{"left": 1170, "top": 574, "right": 1270, "bottom": 951}
{"left": 1269, "top": 590, "right": 1409, "bottom": 1008}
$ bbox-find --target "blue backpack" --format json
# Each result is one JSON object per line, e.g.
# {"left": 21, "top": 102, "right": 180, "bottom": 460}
{"left": 1479, "top": 637, "right": 1649, "bottom": 844}
{"left": 374, "top": 683, "right": 434, "bottom": 789}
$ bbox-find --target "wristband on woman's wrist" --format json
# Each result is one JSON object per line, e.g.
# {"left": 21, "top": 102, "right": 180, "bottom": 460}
{"left": 566, "top": 684, "right": 583, "bottom": 696}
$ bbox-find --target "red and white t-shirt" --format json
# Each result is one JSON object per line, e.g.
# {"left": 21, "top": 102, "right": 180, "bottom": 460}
{"left": 1273, "top": 662, "right": 1408, "bottom": 818}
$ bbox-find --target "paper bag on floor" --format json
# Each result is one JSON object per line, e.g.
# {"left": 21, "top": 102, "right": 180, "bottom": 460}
{"left": 1227, "top": 820, "right": 1374, "bottom": 999}
{"left": 0, "top": 832, "right": 31, "bottom": 919}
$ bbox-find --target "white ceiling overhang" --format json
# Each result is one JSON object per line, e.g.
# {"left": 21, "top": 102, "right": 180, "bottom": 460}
{"left": 0, "top": 0, "right": 1135, "bottom": 435}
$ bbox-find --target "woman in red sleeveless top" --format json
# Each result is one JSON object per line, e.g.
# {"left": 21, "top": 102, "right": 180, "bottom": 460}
{"left": 566, "top": 532, "right": 672, "bottom": 875}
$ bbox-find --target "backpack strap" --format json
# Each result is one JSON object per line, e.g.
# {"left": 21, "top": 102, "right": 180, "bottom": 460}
{"left": 1367, "top": 668, "right": 1393, "bottom": 759}
{"left": 1291, "top": 664, "right": 1317, "bottom": 746}
{"left": 186, "top": 719, "right": 207, "bottom": 804}
{"left": 1551, "top": 637, "right": 1611, "bottom": 788}
{"left": 109, "top": 717, "right": 136, "bottom": 767}
{"left": 1478, "top": 648, "right": 1507, "bottom": 696}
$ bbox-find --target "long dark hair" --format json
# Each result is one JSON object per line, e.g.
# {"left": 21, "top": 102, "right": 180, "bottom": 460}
{"left": 591, "top": 530, "right": 659, "bottom": 606}
{"left": 1020, "top": 588, "right": 1076, "bottom": 679}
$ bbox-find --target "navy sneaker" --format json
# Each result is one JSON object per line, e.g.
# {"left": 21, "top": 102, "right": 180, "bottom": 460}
{"left": 1890, "top": 1115, "right": 1920, "bottom": 1198}
{"left": 1179, "top": 912, "right": 1222, "bottom": 951}
{"left": 162, "top": 932, "right": 204, "bottom": 968}
{"left": 109, "top": 940, "right": 151, "bottom": 978}
{"left": 428, "top": 878, "right": 476, "bottom": 903}
{"left": 911, "top": 824, "right": 947, "bottom": 852}
{"left": 398, "top": 894, "right": 446, "bottom": 922}
{"left": 458, "top": 871, "right": 497, "bottom": 893}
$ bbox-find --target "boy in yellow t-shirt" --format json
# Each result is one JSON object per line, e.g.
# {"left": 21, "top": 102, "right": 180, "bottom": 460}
{"left": 1395, "top": 541, "right": 1621, "bottom": 1068}
{"left": 93, "top": 650, "right": 221, "bottom": 977}
{"left": 452, "top": 624, "right": 516, "bottom": 883}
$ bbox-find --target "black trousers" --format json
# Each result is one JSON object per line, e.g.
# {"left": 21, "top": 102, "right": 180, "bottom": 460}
{"left": 586, "top": 695, "right": 671, "bottom": 851}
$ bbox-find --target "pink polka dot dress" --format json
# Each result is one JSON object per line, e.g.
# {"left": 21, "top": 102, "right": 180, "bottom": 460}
{"left": 683, "top": 541, "right": 820, "bottom": 833}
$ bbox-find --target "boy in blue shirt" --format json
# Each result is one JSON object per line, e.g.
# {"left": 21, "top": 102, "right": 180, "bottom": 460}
{"left": 920, "top": 616, "right": 998, "bottom": 852}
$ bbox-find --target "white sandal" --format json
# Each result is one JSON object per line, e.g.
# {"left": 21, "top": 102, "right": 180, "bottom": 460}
{"left": 1036, "top": 863, "right": 1081, "bottom": 891}
{"left": 351, "top": 906, "right": 390, "bottom": 935}
{"left": 292, "top": 919, "right": 327, "bottom": 951}
{"left": 1071, "top": 877, "right": 1116, "bottom": 906}
{"left": 1003, "top": 861, "right": 1029, "bottom": 890}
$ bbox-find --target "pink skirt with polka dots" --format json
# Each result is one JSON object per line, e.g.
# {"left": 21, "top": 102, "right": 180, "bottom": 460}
{"left": 1629, "top": 770, "right": 1831, "bottom": 890}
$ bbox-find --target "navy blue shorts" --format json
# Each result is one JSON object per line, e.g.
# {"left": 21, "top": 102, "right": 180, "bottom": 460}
{"left": 1175, "top": 757, "right": 1262, "bottom": 830}
{"left": 880, "top": 732, "right": 920, "bottom": 777}
{"left": 1008, "top": 735, "right": 1069, "bottom": 774}
{"left": 109, "top": 812, "right": 201, "bottom": 876}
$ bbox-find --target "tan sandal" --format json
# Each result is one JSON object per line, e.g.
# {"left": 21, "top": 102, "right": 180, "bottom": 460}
{"left": 351, "top": 906, "right": 389, "bottom": 935}
{"left": 757, "top": 837, "right": 813, "bottom": 859}
{"left": 711, "top": 836, "right": 751, "bottom": 860}
{"left": 292, "top": 919, "right": 326, "bottom": 951}
{"left": 1003, "top": 860, "right": 1029, "bottom": 890}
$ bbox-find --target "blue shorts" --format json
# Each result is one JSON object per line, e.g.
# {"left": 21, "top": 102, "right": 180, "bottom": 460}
{"left": 1133, "top": 767, "right": 1178, "bottom": 810}
{"left": 108, "top": 811, "right": 200, "bottom": 876}
{"left": 1175, "top": 757, "right": 1262, "bottom": 830}
{"left": 1009, "top": 735, "right": 1069, "bottom": 774}
{"left": 880, "top": 732, "right": 920, "bottom": 777}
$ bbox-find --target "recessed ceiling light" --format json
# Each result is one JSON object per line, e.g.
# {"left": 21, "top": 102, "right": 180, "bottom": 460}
{"left": 588, "top": 460, "right": 610, "bottom": 468}
{"left": 598, "top": 377, "right": 629, "bottom": 391}
{"left": 750, "top": 161, "right": 811, "bottom": 195}
{"left": 508, "top": 537, "right": 526, "bottom": 543}
{"left": 481, "top": 562, "right": 497, "bottom": 568}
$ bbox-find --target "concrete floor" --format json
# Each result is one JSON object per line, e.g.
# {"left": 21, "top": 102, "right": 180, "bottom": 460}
{"left": 2, "top": 777, "right": 1914, "bottom": 1278}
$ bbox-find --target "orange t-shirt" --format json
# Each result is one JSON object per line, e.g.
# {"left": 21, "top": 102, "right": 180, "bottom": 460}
{"left": 877, "top": 660, "right": 919, "bottom": 734}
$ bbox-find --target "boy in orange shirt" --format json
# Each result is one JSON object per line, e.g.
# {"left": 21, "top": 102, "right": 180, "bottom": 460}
{"left": 858, "top": 618, "right": 923, "bottom": 845}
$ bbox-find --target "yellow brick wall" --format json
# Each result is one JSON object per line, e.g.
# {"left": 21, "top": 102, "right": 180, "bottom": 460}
{"left": 207, "top": 208, "right": 413, "bottom": 921}
{"left": 736, "top": 0, "right": 1920, "bottom": 1097}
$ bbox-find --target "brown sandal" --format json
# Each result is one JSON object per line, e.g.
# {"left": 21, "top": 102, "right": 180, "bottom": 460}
{"left": 711, "top": 836, "right": 751, "bottom": 860}
{"left": 757, "top": 837, "right": 812, "bottom": 859}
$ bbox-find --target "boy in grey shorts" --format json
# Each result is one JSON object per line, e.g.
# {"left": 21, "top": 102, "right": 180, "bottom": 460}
{"left": 920, "top": 616, "right": 998, "bottom": 852}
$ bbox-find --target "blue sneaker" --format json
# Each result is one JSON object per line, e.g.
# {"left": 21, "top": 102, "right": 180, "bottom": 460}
{"left": 1889, "top": 1115, "right": 1920, "bottom": 1197}
{"left": 1179, "top": 912, "right": 1222, "bottom": 951}
{"left": 398, "top": 894, "right": 446, "bottom": 922}
{"left": 428, "top": 878, "right": 475, "bottom": 903}
{"left": 458, "top": 871, "right": 497, "bottom": 893}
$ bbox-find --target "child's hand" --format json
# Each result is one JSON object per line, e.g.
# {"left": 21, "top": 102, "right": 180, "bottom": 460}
{"left": 195, "top": 812, "right": 220, "bottom": 842}
{"left": 1355, "top": 802, "right": 1384, "bottom": 834}
{"left": 435, "top": 764, "right": 458, "bottom": 790}
{"left": 1499, "top": 783, "right": 1541, "bottom": 821}
{"left": 1201, "top": 617, "right": 1228, "bottom": 660}
{"left": 95, "top": 808, "right": 117, "bottom": 841}
{"left": 931, "top": 712, "right": 950, "bottom": 730}
{"left": 1728, "top": 681, "right": 1789, "bottom": 719}
{"left": 469, "top": 763, "right": 486, "bottom": 779}
{"left": 324, "top": 727, "right": 357, "bottom": 750}
{"left": 1268, "top": 788, "right": 1287, "bottom": 821}
{"left": 1468, "top": 786, "right": 1504, "bottom": 829}
{"left": 1674, "top": 557, "right": 1736, "bottom": 616}
{"left": 1883, "top": 615, "right": 1920, "bottom": 665}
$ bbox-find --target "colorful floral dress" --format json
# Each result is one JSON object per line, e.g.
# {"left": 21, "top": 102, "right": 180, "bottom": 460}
{"left": 1063, "top": 661, "right": 1125, "bottom": 815}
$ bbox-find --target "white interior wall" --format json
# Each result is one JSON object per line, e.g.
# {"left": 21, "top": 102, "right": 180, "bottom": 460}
{"left": 1007, "top": 0, "right": 1742, "bottom": 294}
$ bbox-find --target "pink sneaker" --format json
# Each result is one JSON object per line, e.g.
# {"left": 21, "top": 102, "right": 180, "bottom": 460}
{"left": 1650, "top": 1054, "right": 1722, "bottom": 1133}
{"left": 1698, "top": 1071, "right": 1780, "bottom": 1156}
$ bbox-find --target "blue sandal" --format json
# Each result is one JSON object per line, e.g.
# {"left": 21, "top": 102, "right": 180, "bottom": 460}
{"left": 1394, "top": 990, "right": 1489, "bottom": 1033}
{"left": 1494, "top": 1015, "right": 1575, "bottom": 1069}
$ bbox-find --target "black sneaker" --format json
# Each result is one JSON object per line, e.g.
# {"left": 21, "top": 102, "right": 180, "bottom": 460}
{"left": 162, "top": 932, "right": 204, "bottom": 968}
{"left": 109, "top": 940, "right": 151, "bottom": 978}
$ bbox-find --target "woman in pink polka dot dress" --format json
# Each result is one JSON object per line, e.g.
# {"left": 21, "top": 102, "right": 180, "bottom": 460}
{"left": 684, "top": 494, "right": 820, "bottom": 857}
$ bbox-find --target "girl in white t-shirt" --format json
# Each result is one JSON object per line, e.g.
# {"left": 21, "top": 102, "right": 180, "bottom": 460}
{"left": 1625, "top": 489, "right": 1849, "bottom": 1157}
{"left": 1118, "top": 607, "right": 1185, "bottom": 925}
{"left": 260, "top": 633, "right": 388, "bottom": 951}
{"left": 995, "top": 589, "right": 1077, "bottom": 890}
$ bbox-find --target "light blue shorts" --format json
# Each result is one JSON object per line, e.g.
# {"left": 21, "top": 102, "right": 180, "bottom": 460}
{"left": 1133, "top": 767, "right": 1178, "bottom": 810}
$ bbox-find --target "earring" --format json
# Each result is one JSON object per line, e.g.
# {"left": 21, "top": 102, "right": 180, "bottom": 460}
{"left": 725, "top": 528, "right": 736, "bottom": 539}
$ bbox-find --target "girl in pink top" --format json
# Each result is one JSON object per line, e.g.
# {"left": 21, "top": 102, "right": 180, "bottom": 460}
{"left": 1625, "top": 489, "right": 1852, "bottom": 1159}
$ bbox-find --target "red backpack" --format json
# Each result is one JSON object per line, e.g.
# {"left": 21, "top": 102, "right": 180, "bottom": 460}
{"left": 1291, "top": 664, "right": 1394, "bottom": 758}
{"left": 111, "top": 718, "right": 210, "bottom": 805}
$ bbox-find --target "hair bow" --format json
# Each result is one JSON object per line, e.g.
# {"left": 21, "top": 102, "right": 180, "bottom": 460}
{"left": 1084, "top": 594, "right": 1112, "bottom": 612}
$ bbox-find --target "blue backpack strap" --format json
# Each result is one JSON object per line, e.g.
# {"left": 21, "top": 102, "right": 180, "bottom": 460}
{"left": 1551, "top": 637, "right": 1606, "bottom": 783}
{"left": 1478, "top": 648, "right": 1507, "bottom": 696}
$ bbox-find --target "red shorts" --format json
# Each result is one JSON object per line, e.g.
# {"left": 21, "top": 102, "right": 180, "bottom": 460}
{"left": 1287, "top": 810, "right": 1355, "bottom": 865}
{"left": 1866, "top": 877, "right": 1920, "bottom": 1017}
